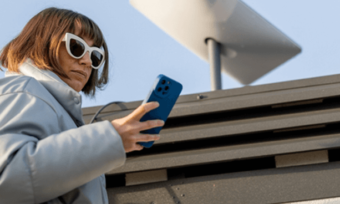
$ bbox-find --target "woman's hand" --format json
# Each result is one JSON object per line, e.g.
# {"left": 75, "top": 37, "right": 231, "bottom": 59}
{"left": 111, "top": 102, "right": 164, "bottom": 153}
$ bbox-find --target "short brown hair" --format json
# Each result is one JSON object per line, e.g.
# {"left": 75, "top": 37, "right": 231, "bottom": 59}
{"left": 0, "top": 7, "right": 109, "bottom": 96}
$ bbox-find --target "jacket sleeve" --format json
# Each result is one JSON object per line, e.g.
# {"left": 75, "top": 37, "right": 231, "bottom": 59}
{"left": 0, "top": 92, "right": 126, "bottom": 204}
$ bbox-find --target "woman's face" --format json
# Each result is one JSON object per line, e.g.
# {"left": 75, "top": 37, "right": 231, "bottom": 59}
{"left": 58, "top": 28, "right": 93, "bottom": 92}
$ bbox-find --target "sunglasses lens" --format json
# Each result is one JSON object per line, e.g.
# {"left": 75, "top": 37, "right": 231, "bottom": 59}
{"left": 91, "top": 51, "right": 103, "bottom": 68}
{"left": 69, "top": 39, "right": 85, "bottom": 57}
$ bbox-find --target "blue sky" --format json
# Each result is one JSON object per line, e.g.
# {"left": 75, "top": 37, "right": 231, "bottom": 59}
{"left": 1, "top": 0, "right": 339, "bottom": 107}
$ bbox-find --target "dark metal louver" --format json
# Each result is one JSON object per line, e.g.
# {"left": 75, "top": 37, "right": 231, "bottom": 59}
{"left": 82, "top": 74, "right": 340, "bottom": 204}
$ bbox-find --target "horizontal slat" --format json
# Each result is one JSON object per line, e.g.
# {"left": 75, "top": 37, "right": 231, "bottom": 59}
{"left": 125, "top": 169, "right": 167, "bottom": 186}
{"left": 275, "top": 150, "right": 329, "bottom": 168}
{"left": 286, "top": 197, "right": 340, "bottom": 204}
{"left": 155, "top": 108, "right": 340, "bottom": 144}
{"left": 167, "top": 83, "right": 340, "bottom": 118}
{"left": 107, "top": 133, "right": 340, "bottom": 175}
{"left": 83, "top": 78, "right": 340, "bottom": 123}
{"left": 172, "top": 74, "right": 340, "bottom": 104}
{"left": 83, "top": 74, "right": 340, "bottom": 115}
{"left": 108, "top": 161, "right": 340, "bottom": 204}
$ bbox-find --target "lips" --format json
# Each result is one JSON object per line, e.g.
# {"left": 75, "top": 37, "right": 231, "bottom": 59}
{"left": 71, "top": 70, "right": 87, "bottom": 79}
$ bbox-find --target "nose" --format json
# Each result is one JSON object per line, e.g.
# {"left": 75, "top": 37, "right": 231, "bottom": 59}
{"left": 79, "top": 51, "right": 92, "bottom": 68}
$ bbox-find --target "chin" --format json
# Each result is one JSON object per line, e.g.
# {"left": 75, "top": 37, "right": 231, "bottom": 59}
{"left": 70, "top": 84, "right": 84, "bottom": 92}
{"left": 74, "top": 87, "right": 83, "bottom": 92}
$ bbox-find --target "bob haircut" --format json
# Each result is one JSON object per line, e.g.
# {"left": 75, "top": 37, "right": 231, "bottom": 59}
{"left": 0, "top": 7, "right": 109, "bottom": 96}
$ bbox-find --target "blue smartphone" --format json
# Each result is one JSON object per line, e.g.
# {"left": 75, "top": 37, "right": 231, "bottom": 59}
{"left": 138, "top": 74, "right": 183, "bottom": 148}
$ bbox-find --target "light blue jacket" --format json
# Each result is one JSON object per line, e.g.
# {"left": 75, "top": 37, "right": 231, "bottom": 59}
{"left": 0, "top": 60, "right": 126, "bottom": 204}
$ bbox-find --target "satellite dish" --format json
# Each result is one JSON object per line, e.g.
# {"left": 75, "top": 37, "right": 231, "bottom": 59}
{"left": 130, "top": 0, "right": 301, "bottom": 89}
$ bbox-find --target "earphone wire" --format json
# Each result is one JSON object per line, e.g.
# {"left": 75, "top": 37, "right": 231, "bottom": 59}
{"left": 89, "top": 101, "right": 125, "bottom": 124}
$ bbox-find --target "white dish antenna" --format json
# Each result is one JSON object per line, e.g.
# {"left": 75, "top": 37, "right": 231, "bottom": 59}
{"left": 130, "top": 0, "right": 301, "bottom": 89}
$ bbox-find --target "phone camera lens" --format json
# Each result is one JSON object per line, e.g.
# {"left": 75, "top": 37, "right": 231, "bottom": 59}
{"left": 157, "top": 87, "right": 162, "bottom": 92}
{"left": 165, "top": 86, "right": 169, "bottom": 90}
{"left": 161, "top": 80, "right": 166, "bottom": 84}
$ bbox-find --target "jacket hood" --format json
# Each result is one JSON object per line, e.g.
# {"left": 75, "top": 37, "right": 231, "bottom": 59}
{"left": 5, "top": 59, "right": 85, "bottom": 126}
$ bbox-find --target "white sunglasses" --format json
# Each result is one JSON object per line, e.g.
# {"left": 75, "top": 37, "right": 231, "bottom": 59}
{"left": 62, "top": 33, "right": 105, "bottom": 69}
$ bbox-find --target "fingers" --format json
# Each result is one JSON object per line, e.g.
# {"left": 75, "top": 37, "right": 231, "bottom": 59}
{"left": 129, "top": 102, "right": 160, "bottom": 120}
{"left": 125, "top": 135, "right": 160, "bottom": 153}
{"left": 136, "top": 134, "right": 160, "bottom": 142}
{"left": 125, "top": 143, "right": 144, "bottom": 153}
{"left": 139, "top": 119, "right": 165, "bottom": 131}
{"left": 113, "top": 102, "right": 162, "bottom": 153}
{"left": 135, "top": 144, "right": 144, "bottom": 151}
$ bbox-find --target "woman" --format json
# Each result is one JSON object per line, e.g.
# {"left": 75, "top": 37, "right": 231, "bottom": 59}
{"left": 0, "top": 7, "right": 163, "bottom": 204}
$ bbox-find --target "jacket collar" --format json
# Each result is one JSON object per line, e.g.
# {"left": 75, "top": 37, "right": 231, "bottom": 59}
{"left": 5, "top": 59, "right": 85, "bottom": 126}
